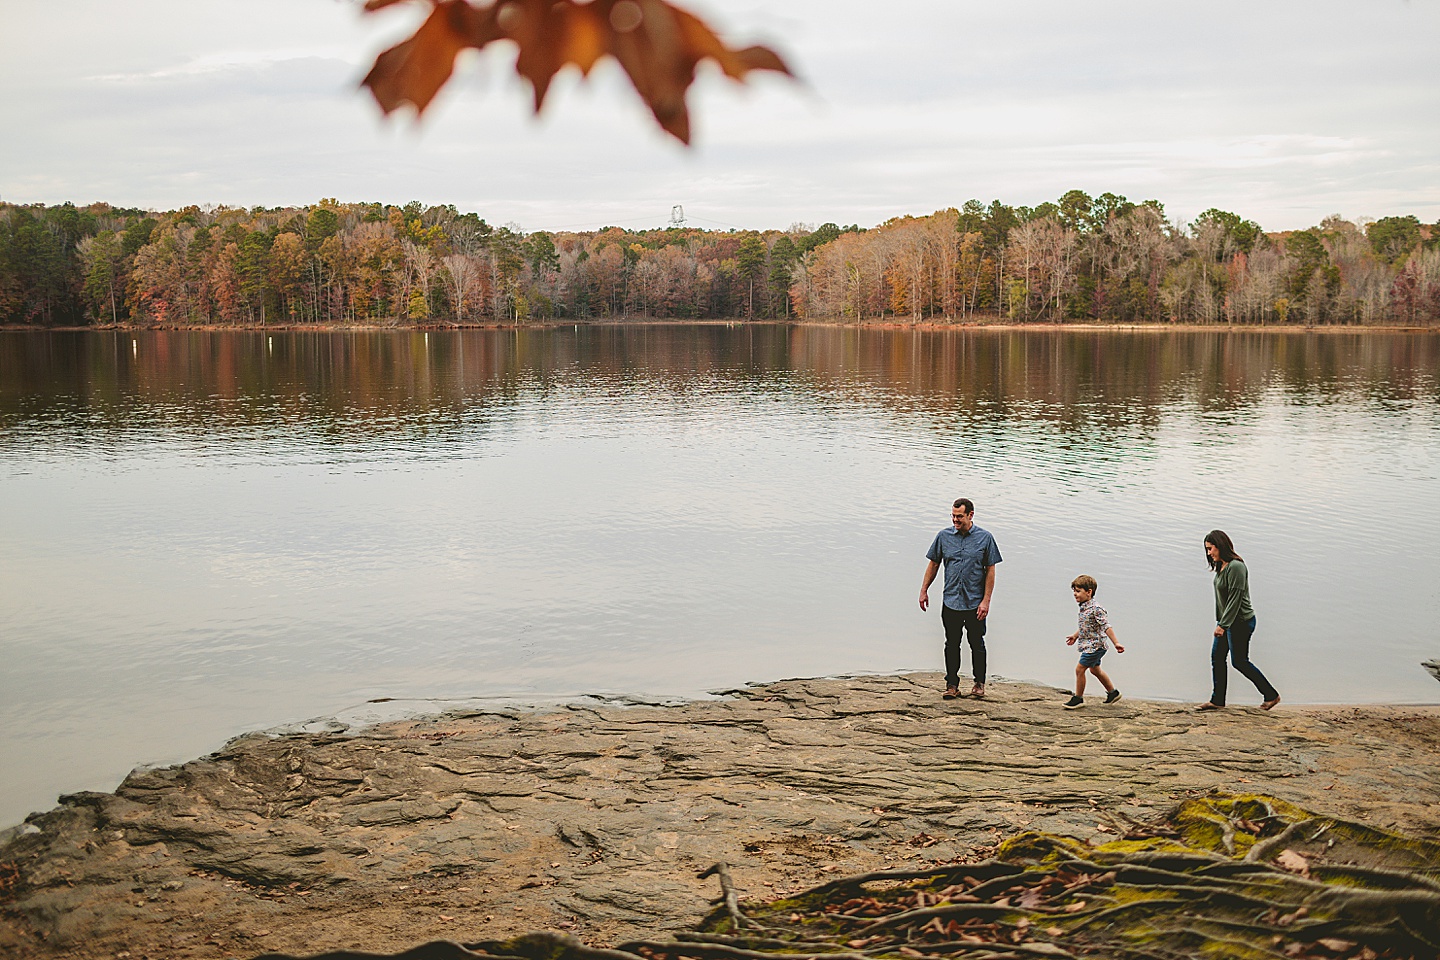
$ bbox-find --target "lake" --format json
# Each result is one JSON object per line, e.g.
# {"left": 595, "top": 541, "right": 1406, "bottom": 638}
{"left": 2, "top": 324, "right": 1438, "bottom": 828}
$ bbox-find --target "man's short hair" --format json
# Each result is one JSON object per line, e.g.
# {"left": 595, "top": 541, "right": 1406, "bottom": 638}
{"left": 952, "top": 498, "right": 974, "bottom": 515}
{"left": 1071, "top": 575, "right": 1098, "bottom": 594}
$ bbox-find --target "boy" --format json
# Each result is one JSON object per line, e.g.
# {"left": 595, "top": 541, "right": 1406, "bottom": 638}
{"left": 1064, "top": 575, "right": 1124, "bottom": 708}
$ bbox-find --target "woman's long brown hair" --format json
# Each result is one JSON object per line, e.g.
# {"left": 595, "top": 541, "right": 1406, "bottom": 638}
{"left": 1205, "top": 529, "right": 1243, "bottom": 572}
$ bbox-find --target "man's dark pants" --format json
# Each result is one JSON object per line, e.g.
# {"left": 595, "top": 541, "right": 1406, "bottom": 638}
{"left": 941, "top": 605, "right": 986, "bottom": 687}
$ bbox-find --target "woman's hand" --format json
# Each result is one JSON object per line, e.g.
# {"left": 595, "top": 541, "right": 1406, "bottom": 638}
{"left": 1214, "top": 625, "right": 1225, "bottom": 637}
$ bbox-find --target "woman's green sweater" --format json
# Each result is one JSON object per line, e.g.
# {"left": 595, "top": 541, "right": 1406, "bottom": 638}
{"left": 1214, "top": 559, "right": 1255, "bottom": 628}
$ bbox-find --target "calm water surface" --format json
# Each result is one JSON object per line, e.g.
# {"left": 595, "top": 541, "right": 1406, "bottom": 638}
{"left": 2, "top": 325, "right": 1439, "bottom": 827}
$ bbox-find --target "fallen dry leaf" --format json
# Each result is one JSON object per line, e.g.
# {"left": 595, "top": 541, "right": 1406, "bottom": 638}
{"left": 1017, "top": 887, "right": 1047, "bottom": 909}
{"left": 1275, "top": 849, "right": 1310, "bottom": 877}
{"left": 362, "top": 0, "right": 792, "bottom": 143}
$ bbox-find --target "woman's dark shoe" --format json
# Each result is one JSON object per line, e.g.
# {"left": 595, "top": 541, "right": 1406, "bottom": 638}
{"left": 1063, "top": 695, "right": 1084, "bottom": 709}
{"left": 1105, "top": 689, "right": 1122, "bottom": 704}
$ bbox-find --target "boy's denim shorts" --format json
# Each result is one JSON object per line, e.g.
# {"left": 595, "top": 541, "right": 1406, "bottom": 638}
{"left": 1078, "top": 649, "right": 1105, "bottom": 667}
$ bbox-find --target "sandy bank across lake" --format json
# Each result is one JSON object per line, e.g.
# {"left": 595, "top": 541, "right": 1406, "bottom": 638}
{"left": 2, "top": 674, "right": 1438, "bottom": 959}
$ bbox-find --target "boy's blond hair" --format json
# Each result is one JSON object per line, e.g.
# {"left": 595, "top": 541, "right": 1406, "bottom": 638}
{"left": 1071, "top": 575, "right": 1098, "bottom": 594}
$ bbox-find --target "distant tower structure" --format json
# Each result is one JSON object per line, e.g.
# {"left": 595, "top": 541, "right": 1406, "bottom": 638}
{"left": 668, "top": 204, "right": 686, "bottom": 228}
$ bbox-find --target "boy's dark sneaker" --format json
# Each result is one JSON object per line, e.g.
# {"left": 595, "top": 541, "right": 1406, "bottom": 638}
{"left": 1105, "top": 689, "right": 1122, "bottom": 704}
{"left": 1063, "top": 695, "right": 1084, "bottom": 709}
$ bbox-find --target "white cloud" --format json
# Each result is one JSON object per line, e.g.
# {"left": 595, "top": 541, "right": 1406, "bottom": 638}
{"left": 85, "top": 47, "right": 358, "bottom": 84}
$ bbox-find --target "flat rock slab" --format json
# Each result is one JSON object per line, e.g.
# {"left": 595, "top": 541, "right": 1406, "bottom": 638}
{"left": 3, "top": 674, "right": 1438, "bottom": 959}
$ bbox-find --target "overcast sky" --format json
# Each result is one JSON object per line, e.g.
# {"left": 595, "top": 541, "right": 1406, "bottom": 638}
{"left": 2, "top": 0, "right": 1437, "bottom": 232}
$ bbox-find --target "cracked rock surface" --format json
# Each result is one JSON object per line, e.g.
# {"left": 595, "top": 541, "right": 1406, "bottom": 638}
{"left": 2, "top": 674, "right": 1438, "bottom": 959}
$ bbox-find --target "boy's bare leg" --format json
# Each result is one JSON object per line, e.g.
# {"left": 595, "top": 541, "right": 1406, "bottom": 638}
{"left": 1090, "top": 665, "right": 1115, "bottom": 693}
{"left": 1074, "top": 664, "right": 1088, "bottom": 697}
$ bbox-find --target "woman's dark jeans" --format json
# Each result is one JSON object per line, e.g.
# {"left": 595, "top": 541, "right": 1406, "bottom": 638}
{"left": 1210, "top": 615, "right": 1278, "bottom": 705}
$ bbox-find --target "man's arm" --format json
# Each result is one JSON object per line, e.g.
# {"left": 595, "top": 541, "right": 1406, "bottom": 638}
{"left": 919, "top": 560, "right": 940, "bottom": 611}
{"left": 977, "top": 564, "right": 996, "bottom": 619}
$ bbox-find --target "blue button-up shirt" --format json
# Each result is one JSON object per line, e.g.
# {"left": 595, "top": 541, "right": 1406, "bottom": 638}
{"left": 926, "top": 525, "right": 1002, "bottom": 611}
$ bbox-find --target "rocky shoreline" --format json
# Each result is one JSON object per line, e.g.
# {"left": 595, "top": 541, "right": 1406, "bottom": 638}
{"left": 3, "top": 674, "right": 1438, "bottom": 959}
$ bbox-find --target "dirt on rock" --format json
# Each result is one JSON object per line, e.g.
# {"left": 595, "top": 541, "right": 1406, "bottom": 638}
{"left": 2, "top": 674, "right": 1438, "bottom": 960}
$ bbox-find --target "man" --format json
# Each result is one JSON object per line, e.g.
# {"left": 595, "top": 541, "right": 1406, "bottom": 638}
{"left": 919, "top": 498, "right": 1002, "bottom": 700}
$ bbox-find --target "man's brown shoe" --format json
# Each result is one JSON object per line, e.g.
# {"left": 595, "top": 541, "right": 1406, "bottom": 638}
{"left": 1261, "top": 696, "right": 1281, "bottom": 710}
{"left": 970, "top": 684, "right": 986, "bottom": 699}
{"left": 942, "top": 686, "right": 959, "bottom": 700}
{"left": 1196, "top": 701, "right": 1223, "bottom": 711}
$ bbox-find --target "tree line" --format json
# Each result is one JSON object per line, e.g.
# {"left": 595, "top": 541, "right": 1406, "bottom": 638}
{"left": 1, "top": 192, "right": 1436, "bottom": 327}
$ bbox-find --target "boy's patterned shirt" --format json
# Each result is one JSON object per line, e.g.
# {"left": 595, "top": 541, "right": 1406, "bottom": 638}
{"left": 1076, "top": 599, "right": 1110, "bottom": 654}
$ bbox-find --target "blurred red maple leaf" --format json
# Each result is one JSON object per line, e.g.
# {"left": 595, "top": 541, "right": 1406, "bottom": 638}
{"left": 362, "top": 0, "right": 792, "bottom": 144}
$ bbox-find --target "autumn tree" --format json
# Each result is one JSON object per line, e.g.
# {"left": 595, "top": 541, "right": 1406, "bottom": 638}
{"left": 526, "top": 231, "right": 560, "bottom": 275}
{"left": 78, "top": 231, "right": 123, "bottom": 324}
{"left": 1392, "top": 247, "right": 1440, "bottom": 323}
{"left": 129, "top": 225, "right": 193, "bottom": 324}
{"left": 268, "top": 233, "right": 307, "bottom": 322}
{"left": 1282, "top": 229, "right": 1339, "bottom": 322}
{"left": 489, "top": 227, "right": 525, "bottom": 320}
{"left": 237, "top": 231, "right": 273, "bottom": 324}
{"left": 1194, "top": 209, "right": 1262, "bottom": 254}
{"left": 1367, "top": 215, "right": 1422, "bottom": 264}
{"left": 0, "top": 205, "right": 86, "bottom": 323}
{"left": 1006, "top": 217, "right": 1076, "bottom": 320}
{"left": 1057, "top": 190, "right": 1095, "bottom": 235}
{"left": 9, "top": 196, "right": 1440, "bottom": 328}
{"left": 767, "top": 235, "right": 798, "bottom": 317}
{"left": 735, "top": 234, "right": 766, "bottom": 319}
{"left": 402, "top": 240, "right": 437, "bottom": 320}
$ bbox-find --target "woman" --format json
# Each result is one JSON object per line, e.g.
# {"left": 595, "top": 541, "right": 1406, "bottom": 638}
{"left": 1200, "top": 530, "right": 1280, "bottom": 711}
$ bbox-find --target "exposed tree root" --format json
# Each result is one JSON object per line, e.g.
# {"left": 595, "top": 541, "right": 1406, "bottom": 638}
{"left": 255, "top": 793, "right": 1440, "bottom": 960}
{"left": 697, "top": 863, "right": 760, "bottom": 934}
